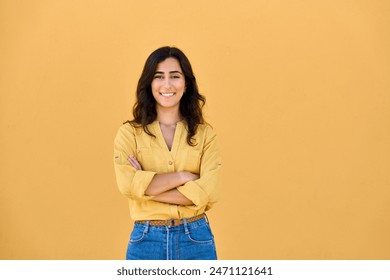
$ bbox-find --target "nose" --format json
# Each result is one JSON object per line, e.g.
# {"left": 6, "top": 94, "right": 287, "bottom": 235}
{"left": 163, "top": 77, "right": 172, "bottom": 89}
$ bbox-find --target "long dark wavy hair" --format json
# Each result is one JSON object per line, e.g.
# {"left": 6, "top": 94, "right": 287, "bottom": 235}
{"left": 125, "top": 46, "right": 206, "bottom": 146}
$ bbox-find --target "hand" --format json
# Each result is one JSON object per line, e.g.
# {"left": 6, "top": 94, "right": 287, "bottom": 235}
{"left": 128, "top": 156, "right": 142, "bottom": 170}
{"left": 182, "top": 171, "right": 200, "bottom": 182}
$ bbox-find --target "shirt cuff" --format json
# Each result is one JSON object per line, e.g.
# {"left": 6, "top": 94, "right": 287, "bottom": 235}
{"left": 131, "top": 170, "right": 157, "bottom": 200}
{"left": 177, "top": 180, "right": 208, "bottom": 207}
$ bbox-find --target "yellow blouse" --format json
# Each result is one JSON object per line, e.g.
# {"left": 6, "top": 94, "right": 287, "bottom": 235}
{"left": 113, "top": 121, "right": 221, "bottom": 220}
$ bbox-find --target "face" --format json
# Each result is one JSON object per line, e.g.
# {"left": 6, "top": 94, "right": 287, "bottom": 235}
{"left": 151, "top": 57, "right": 186, "bottom": 112}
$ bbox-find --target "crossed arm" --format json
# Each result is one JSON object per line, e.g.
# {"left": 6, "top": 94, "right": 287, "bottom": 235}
{"left": 128, "top": 156, "right": 197, "bottom": 206}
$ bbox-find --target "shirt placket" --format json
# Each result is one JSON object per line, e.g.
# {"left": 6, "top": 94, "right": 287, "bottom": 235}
{"left": 154, "top": 121, "right": 182, "bottom": 219}
{"left": 167, "top": 153, "right": 179, "bottom": 218}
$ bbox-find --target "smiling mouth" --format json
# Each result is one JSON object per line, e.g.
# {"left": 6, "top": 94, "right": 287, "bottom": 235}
{"left": 160, "top": 92, "right": 175, "bottom": 97}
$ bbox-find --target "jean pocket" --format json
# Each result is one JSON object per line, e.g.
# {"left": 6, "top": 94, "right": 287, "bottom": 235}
{"left": 129, "top": 226, "right": 148, "bottom": 243}
{"left": 186, "top": 224, "right": 214, "bottom": 244}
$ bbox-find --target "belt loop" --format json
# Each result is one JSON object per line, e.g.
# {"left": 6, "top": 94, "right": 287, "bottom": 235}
{"left": 143, "top": 221, "right": 150, "bottom": 233}
{"left": 204, "top": 213, "right": 209, "bottom": 223}
{"left": 183, "top": 218, "right": 189, "bottom": 234}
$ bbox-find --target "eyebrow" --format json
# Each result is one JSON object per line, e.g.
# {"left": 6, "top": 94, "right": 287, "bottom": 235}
{"left": 154, "top": 71, "right": 183, "bottom": 75}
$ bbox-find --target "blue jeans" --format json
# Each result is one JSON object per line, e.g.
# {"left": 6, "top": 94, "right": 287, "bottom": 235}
{"left": 126, "top": 217, "right": 217, "bottom": 260}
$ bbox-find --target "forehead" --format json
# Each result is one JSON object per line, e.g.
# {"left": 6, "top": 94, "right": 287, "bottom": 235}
{"left": 155, "top": 57, "right": 182, "bottom": 72}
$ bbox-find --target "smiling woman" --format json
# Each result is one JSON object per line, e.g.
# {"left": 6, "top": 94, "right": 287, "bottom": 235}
{"left": 151, "top": 58, "right": 186, "bottom": 114}
{"left": 113, "top": 46, "right": 222, "bottom": 260}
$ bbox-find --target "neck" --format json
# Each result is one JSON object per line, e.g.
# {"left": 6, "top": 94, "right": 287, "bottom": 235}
{"left": 156, "top": 107, "right": 182, "bottom": 126}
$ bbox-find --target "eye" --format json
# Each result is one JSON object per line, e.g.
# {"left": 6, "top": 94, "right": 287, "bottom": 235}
{"left": 153, "top": 75, "right": 164, "bottom": 80}
{"left": 171, "top": 75, "right": 181, "bottom": 79}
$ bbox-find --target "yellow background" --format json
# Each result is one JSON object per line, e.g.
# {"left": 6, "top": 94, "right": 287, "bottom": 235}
{"left": 1, "top": 0, "right": 390, "bottom": 259}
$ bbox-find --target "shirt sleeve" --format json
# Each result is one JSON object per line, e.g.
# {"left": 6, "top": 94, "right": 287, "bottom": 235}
{"left": 113, "top": 124, "right": 156, "bottom": 201}
{"left": 177, "top": 126, "right": 222, "bottom": 211}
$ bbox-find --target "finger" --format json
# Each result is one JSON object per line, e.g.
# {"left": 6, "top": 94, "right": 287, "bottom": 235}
{"left": 127, "top": 155, "right": 135, "bottom": 163}
{"left": 131, "top": 157, "right": 142, "bottom": 170}
{"left": 128, "top": 157, "right": 138, "bottom": 167}
{"left": 127, "top": 156, "right": 137, "bottom": 167}
{"left": 191, "top": 172, "right": 200, "bottom": 179}
{"left": 133, "top": 160, "right": 142, "bottom": 170}
{"left": 128, "top": 156, "right": 142, "bottom": 170}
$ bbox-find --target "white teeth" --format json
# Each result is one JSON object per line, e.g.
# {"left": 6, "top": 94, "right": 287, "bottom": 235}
{"left": 161, "top": 92, "right": 175, "bottom": 97}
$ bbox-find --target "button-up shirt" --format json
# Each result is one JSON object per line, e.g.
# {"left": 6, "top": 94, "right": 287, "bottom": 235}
{"left": 114, "top": 121, "right": 221, "bottom": 220}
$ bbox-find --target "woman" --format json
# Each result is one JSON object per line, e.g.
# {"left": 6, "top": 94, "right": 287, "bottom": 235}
{"left": 114, "top": 46, "right": 221, "bottom": 260}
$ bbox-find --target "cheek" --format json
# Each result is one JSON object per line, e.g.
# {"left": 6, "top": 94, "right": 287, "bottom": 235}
{"left": 150, "top": 81, "right": 158, "bottom": 90}
{"left": 151, "top": 83, "right": 160, "bottom": 96}
{"left": 175, "top": 81, "right": 185, "bottom": 91}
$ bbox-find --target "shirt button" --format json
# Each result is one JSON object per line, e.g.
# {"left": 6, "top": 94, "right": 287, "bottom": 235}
{"left": 168, "top": 161, "right": 173, "bottom": 165}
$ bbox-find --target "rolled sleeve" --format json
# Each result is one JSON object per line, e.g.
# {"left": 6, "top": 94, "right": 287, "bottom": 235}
{"left": 177, "top": 180, "right": 209, "bottom": 208}
{"left": 177, "top": 126, "right": 222, "bottom": 210}
{"left": 114, "top": 124, "right": 155, "bottom": 201}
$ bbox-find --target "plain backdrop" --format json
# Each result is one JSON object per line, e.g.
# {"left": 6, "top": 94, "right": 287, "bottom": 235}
{"left": 1, "top": 0, "right": 390, "bottom": 259}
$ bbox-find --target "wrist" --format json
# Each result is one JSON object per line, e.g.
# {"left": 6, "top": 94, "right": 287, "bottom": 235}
{"left": 180, "top": 171, "right": 191, "bottom": 183}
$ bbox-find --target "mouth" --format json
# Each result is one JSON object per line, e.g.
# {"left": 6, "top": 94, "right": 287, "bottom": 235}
{"left": 160, "top": 92, "right": 175, "bottom": 97}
